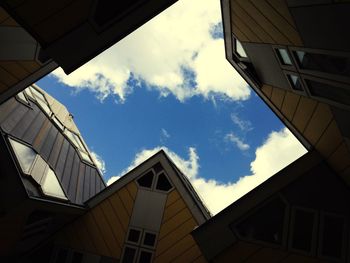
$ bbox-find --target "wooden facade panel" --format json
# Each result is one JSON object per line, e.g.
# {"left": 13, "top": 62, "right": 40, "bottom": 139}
{"left": 213, "top": 241, "right": 261, "bottom": 263}
{"left": 158, "top": 207, "right": 193, "bottom": 240}
{"left": 54, "top": 139, "right": 69, "bottom": 178}
{"left": 0, "top": 62, "right": 29, "bottom": 80}
{"left": 156, "top": 218, "right": 197, "bottom": 257}
{"left": 315, "top": 120, "right": 343, "bottom": 158}
{"left": 1, "top": 17, "right": 18, "bottom": 26}
{"left": 261, "top": 85, "right": 273, "bottom": 99}
{"left": 126, "top": 181, "right": 138, "bottom": 200}
{"left": 162, "top": 197, "right": 187, "bottom": 223}
{"left": 281, "top": 91, "right": 300, "bottom": 121}
{"left": 107, "top": 193, "right": 129, "bottom": 231}
{"left": 61, "top": 146, "right": 75, "bottom": 185}
{"left": 17, "top": 61, "right": 40, "bottom": 72}
{"left": 33, "top": 0, "right": 91, "bottom": 44}
{"left": 327, "top": 142, "right": 350, "bottom": 173}
{"left": 171, "top": 243, "right": 203, "bottom": 263}
{"left": 75, "top": 163, "right": 85, "bottom": 204}
{"left": 32, "top": 118, "right": 51, "bottom": 151}
{"left": 11, "top": 104, "right": 37, "bottom": 139}
{"left": 193, "top": 256, "right": 207, "bottom": 263}
{"left": 232, "top": 1, "right": 274, "bottom": 43}
{"left": 251, "top": 0, "right": 302, "bottom": 46}
{"left": 40, "top": 124, "right": 58, "bottom": 161}
{"left": 67, "top": 152, "right": 80, "bottom": 200}
{"left": 22, "top": 111, "right": 45, "bottom": 144}
{"left": 83, "top": 165, "right": 91, "bottom": 201}
{"left": 73, "top": 216, "right": 97, "bottom": 253}
{"left": 292, "top": 97, "right": 318, "bottom": 133}
{"left": 166, "top": 189, "right": 181, "bottom": 207}
{"left": 236, "top": 0, "right": 290, "bottom": 44}
{"left": 245, "top": 247, "right": 287, "bottom": 263}
{"left": 267, "top": 0, "right": 295, "bottom": 26}
{"left": 0, "top": 66, "right": 18, "bottom": 86}
{"left": 2, "top": 103, "right": 28, "bottom": 134}
{"left": 118, "top": 187, "right": 134, "bottom": 216}
{"left": 99, "top": 199, "right": 127, "bottom": 247}
{"left": 155, "top": 235, "right": 198, "bottom": 263}
{"left": 91, "top": 206, "right": 122, "bottom": 258}
{"left": 231, "top": 22, "right": 249, "bottom": 42}
{"left": 0, "top": 7, "right": 9, "bottom": 22}
{"left": 0, "top": 98, "right": 17, "bottom": 123}
{"left": 89, "top": 169, "right": 96, "bottom": 197}
{"left": 231, "top": 11, "right": 260, "bottom": 43}
{"left": 48, "top": 132, "right": 64, "bottom": 167}
{"left": 304, "top": 103, "right": 333, "bottom": 145}
{"left": 270, "top": 87, "right": 285, "bottom": 109}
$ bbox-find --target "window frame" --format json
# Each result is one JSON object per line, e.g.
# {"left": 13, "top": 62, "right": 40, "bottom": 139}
{"left": 288, "top": 206, "right": 318, "bottom": 256}
{"left": 15, "top": 90, "right": 31, "bottom": 107}
{"left": 137, "top": 248, "right": 154, "bottom": 263}
{"left": 232, "top": 34, "right": 249, "bottom": 62}
{"left": 231, "top": 194, "right": 290, "bottom": 249}
{"left": 141, "top": 231, "right": 158, "bottom": 249}
{"left": 121, "top": 245, "right": 138, "bottom": 263}
{"left": 273, "top": 46, "right": 295, "bottom": 70}
{"left": 283, "top": 70, "right": 309, "bottom": 96}
{"left": 136, "top": 169, "right": 173, "bottom": 193}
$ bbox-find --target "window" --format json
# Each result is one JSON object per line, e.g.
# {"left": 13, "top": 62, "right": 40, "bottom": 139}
{"left": 234, "top": 197, "right": 287, "bottom": 245}
{"left": 138, "top": 250, "right": 153, "bottom": 263}
{"left": 320, "top": 214, "right": 346, "bottom": 260}
{"left": 294, "top": 50, "right": 350, "bottom": 77}
{"left": 287, "top": 74, "right": 304, "bottom": 91}
{"left": 16, "top": 91, "right": 30, "bottom": 104}
{"left": 155, "top": 173, "right": 172, "bottom": 191}
{"left": 122, "top": 246, "right": 137, "bottom": 263}
{"left": 234, "top": 38, "right": 247, "bottom": 58}
{"left": 52, "top": 116, "right": 65, "bottom": 131}
{"left": 137, "top": 171, "right": 154, "bottom": 188}
{"left": 128, "top": 229, "right": 142, "bottom": 244}
{"left": 64, "top": 129, "right": 93, "bottom": 163}
{"left": 9, "top": 138, "right": 37, "bottom": 174}
{"left": 29, "top": 86, "right": 52, "bottom": 116}
{"left": 41, "top": 167, "right": 67, "bottom": 200}
{"left": 276, "top": 48, "right": 293, "bottom": 66}
{"left": 143, "top": 232, "right": 156, "bottom": 247}
{"left": 306, "top": 79, "right": 350, "bottom": 106}
{"left": 290, "top": 208, "right": 316, "bottom": 253}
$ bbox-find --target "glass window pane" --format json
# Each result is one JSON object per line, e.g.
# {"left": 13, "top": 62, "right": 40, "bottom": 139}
{"left": 321, "top": 215, "right": 345, "bottom": 259}
{"left": 139, "top": 251, "right": 152, "bottom": 263}
{"left": 122, "top": 247, "right": 136, "bottom": 263}
{"left": 287, "top": 74, "right": 303, "bottom": 91}
{"left": 291, "top": 209, "right": 315, "bottom": 252}
{"left": 277, "top": 48, "right": 292, "bottom": 65}
{"left": 137, "top": 171, "right": 154, "bottom": 188}
{"left": 156, "top": 173, "right": 172, "bottom": 191}
{"left": 30, "top": 87, "right": 47, "bottom": 102}
{"left": 306, "top": 80, "right": 350, "bottom": 105}
{"left": 41, "top": 167, "right": 67, "bottom": 200}
{"left": 235, "top": 39, "right": 247, "bottom": 58}
{"left": 24, "top": 88, "right": 36, "bottom": 101}
{"left": 9, "top": 138, "right": 37, "bottom": 174}
{"left": 52, "top": 116, "right": 64, "bottom": 131}
{"left": 79, "top": 150, "right": 92, "bottom": 163}
{"left": 17, "top": 91, "right": 29, "bottom": 103}
{"left": 36, "top": 98, "right": 52, "bottom": 116}
{"left": 128, "top": 229, "right": 141, "bottom": 243}
{"left": 143, "top": 232, "right": 156, "bottom": 247}
{"left": 295, "top": 51, "right": 350, "bottom": 77}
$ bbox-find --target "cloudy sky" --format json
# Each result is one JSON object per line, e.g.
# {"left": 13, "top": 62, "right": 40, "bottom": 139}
{"left": 37, "top": 0, "right": 307, "bottom": 215}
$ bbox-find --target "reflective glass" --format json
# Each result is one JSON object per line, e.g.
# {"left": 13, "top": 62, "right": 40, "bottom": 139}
{"left": 9, "top": 138, "right": 37, "bottom": 174}
{"left": 41, "top": 167, "right": 67, "bottom": 200}
{"left": 79, "top": 150, "right": 92, "bottom": 163}
{"left": 287, "top": 74, "right": 303, "bottom": 91}
{"left": 52, "top": 116, "right": 65, "bottom": 131}
{"left": 36, "top": 98, "right": 52, "bottom": 116}
{"left": 235, "top": 39, "right": 247, "bottom": 58}
{"left": 17, "top": 92, "right": 29, "bottom": 103}
{"left": 24, "top": 88, "right": 36, "bottom": 101}
{"left": 277, "top": 48, "right": 292, "bottom": 65}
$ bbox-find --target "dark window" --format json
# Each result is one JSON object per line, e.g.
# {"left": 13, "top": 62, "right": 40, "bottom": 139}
{"left": 321, "top": 215, "right": 345, "bottom": 259}
{"left": 234, "top": 197, "right": 287, "bottom": 245}
{"left": 152, "top": 162, "right": 163, "bottom": 174}
{"left": 55, "top": 248, "right": 68, "bottom": 263}
{"left": 143, "top": 233, "right": 156, "bottom": 247}
{"left": 287, "top": 74, "right": 303, "bottom": 91}
{"left": 137, "top": 171, "right": 154, "bottom": 188}
{"left": 306, "top": 79, "right": 350, "bottom": 106}
{"left": 156, "top": 173, "right": 172, "bottom": 191}
{"left": 122, "top": 247, "right": 137, "bottom": 263}
{"left": 295, "top": 51, "right": 350, "bottom": 77}
{"left": 290, "top": 209, "right": 315, "bottom": 252}
{"left": 128, "top": 229, "right": 141, "bottom": 243}
{"left": 276, "top": 48, "right": 292, "bottom": 65}
{"left": 234, "top": 38, "right": 247, "bottom": 58}
{"left": 139, "top": 251, "right": 152, "bottom": 263}
{"left": 71, "top": 252, "right": 83, "bottom": 263}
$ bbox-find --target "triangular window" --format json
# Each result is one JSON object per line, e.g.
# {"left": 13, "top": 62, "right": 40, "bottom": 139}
{"left": 155, "top": 172, "right": 172, "bottom": 192}
{"left": 137, "top": 171, "right": 154, "bottom": 188}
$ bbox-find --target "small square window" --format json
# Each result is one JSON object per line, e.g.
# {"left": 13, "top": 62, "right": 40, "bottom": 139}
{"left": 122, "top": 247, "right": 137, "bottom": 263}
{"left": 128, "top": 229, "right": 141, "bottom": 244}
{"left": 138, "top": 250, "right": 153, "bottom": 263}
{"left": 287, "top": 74, "right": 303, "bottom": 91}
{"left": 143, "top": 232, "right": 156, "bottom": 247}
{"left": 235, "top": 38, "right": 247, "bottom": 58}
{"left": 277, "top": 48, "right": 292, "bottom": 65}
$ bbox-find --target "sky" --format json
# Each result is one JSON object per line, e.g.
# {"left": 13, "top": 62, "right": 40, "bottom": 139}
{"left": 36, "top": 0, "right": 307, "bottom": 215}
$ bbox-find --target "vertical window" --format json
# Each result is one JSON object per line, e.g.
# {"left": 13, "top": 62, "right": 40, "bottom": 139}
{"left": 287, "top": 74, "right": 304, "bottom": 91}
{"left": 234, "top": 38, "right": 247, "bottom": 58}
{"left": 276, "top": 48, "right": 293, "bottom": 65}
{"left": 29, "top": 87, "right": 52, "bottom": 116}
{"left": 41, "top": 167, "right": 67, "bottom": 200}
{"left": 64, "top": 129, "right": 93, "bottom": 163}
{"left": 52, "top": 116, "right": 65, "bottom": 131}
{"left": 17, "top": 91, "right": 30, "bottom": 104}
{"left": 128, "top": 229, "right": 142, "bottom": 244}
{"left": 138, "top": 250, "right": 153, "bottom": 263}
{"left": 290, "top": 208, "right": 316, "bottom": 253}
{"left": 294, "top": 50, "right": 350, "bottom": 77}
{"left": 155, "top": 173, "right": 172, "bottom": 192}
{"left": 122, "top": 246, "right": 137, "bottom": 263}
{"left": 9, "top": 138, "right": 37, "bottom": 174}
{"left": 143, "top": 233, "right": 156, "bottom": 247}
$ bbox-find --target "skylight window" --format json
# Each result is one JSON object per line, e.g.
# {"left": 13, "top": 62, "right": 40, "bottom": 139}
{"left": 9, "top": 138, "right": 36, "bottom": 174}
{"left": 235, "top": 38, "right": 247, "bottom": 58}
{"left": 64, "top": 129, "right": 93, "bottom": 163}
{"left": 29, "top": 86, "right": 52, "bottom": 116}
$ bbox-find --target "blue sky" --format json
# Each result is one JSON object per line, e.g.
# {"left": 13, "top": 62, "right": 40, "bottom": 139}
{"left": 37, "top": 0, "right": 306, "bottom": 214}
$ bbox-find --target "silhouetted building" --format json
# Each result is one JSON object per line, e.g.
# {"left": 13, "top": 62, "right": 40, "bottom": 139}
{"left": 0, "top": 0, "right": 178, "bottom": 103}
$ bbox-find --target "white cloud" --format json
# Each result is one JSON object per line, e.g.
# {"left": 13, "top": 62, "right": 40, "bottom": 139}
{"left": 90, "top": 151, "right": 106, "bottom": 175}
{"left": 231, "top": 113, "right": 253, "bottom": 132}
{"left": 225, "top": 132, "right": 250, "bottom": 151}
{"left": 106, "top": 175, "right": 120, "bottom": 186}
{"left": 107, "top": 128, "right": 307, "bottom": 215}
{"left": 51, "top": 0, "right": 250, "bottom": 103}
{"left": 160, "top": 128, "right": 171, "bottom": 143}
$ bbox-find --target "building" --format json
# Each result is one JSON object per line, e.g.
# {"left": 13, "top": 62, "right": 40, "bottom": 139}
{"left": 192, "top": 0, "right": 350, "bottom": 262}
{"left": 0, "top": 0, "right": 178, "bottom": 104}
